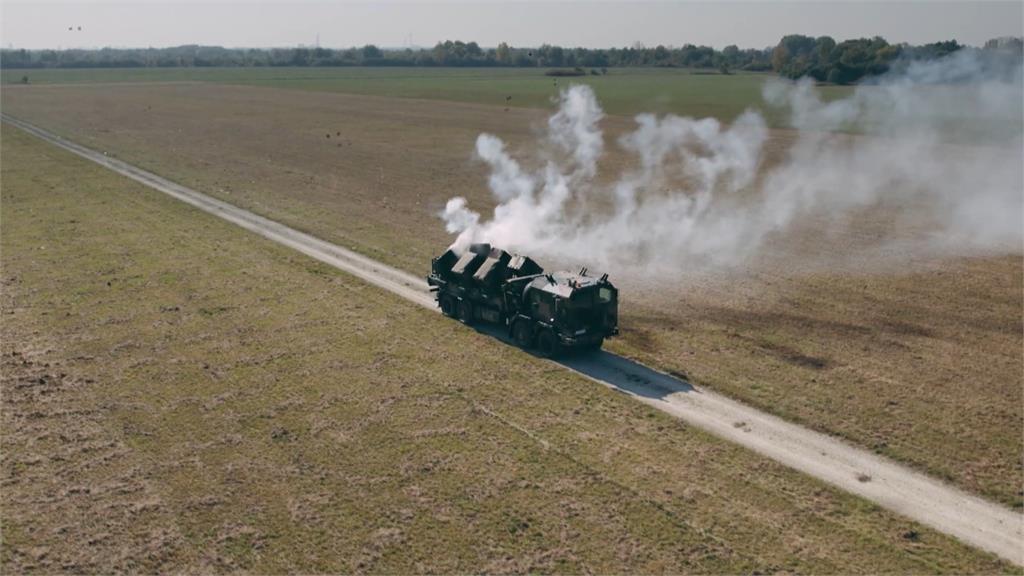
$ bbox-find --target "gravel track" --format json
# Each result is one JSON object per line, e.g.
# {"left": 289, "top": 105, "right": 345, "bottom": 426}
{"left": 5, "top": 113, "right": 1020, "bottom": 566}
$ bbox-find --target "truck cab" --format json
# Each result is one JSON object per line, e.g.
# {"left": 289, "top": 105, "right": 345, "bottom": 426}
{"left": 510, "top": 271, "right": 618, "bottom": 356}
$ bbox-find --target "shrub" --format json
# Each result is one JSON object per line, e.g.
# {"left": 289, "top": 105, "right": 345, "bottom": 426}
{"left": 544, "top": 68, "right": 585, "bottom": 77}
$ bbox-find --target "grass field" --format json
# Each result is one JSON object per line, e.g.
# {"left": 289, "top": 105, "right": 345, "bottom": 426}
{"left": 4, "top": 79, "right": 1020, "bottom": 510}
{"left": 4, "top": 124, "right": 1013, "bottom": 572}
{"left": 0, "top": 66, "right": 856, "bottom": 125}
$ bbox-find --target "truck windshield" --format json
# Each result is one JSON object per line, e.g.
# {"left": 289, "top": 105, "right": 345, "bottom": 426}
{"left": 560, "top": 287, "right": 612, "bottom": 329}
{"left": 568, "top": 287, "right": 616, "bottom": 308}
{"left": 570, "top": 289, "right": 594, "bottom": 306}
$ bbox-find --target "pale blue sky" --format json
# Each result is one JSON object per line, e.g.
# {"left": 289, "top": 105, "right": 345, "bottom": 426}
{"left": 2, "top": 1, "right": 1022, "bottom": 50}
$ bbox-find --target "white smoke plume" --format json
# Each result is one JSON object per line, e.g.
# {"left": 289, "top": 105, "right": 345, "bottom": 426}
{"left": 442, "top": 50, "right": 1023, "bottom": 275}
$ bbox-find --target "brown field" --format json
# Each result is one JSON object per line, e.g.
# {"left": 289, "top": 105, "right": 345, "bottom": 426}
{"left": 5, "top": 125, "right": 1015, "bottom": 572}
{"left": 3, "top": 81, "right": 1021, "bottom": 511}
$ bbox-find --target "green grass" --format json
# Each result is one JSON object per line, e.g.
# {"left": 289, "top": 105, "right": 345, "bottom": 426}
{"left": 1, "top": 124, "right": 1013, "bottom": 573}
{"left": 1, "top": 66, "right": 854, "bottom": 124}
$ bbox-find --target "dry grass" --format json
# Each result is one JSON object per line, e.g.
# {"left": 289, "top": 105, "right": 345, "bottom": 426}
{"left": 3, "top": 81, "right": 1021, "bottom": 510}
{"left": 615, "top": 255, "right": 1023, "bottom": 509}
{"left": 2, "top": 125, "right": 1015, "bottom": 573}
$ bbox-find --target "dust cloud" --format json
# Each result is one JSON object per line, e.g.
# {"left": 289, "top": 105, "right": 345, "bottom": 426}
{"left": 441, "top": 50, "right": 1023, "bottom": 275}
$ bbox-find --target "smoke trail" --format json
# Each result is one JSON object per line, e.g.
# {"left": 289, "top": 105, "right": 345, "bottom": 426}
{"left": 442, "top": 50, "right": 1023, "bottom": 274}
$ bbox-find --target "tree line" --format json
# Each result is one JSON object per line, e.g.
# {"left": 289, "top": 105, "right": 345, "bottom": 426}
{"left": 0, "top": 41, "right": 774, "bottom": 71}
{"left": 769, "top": 35, "right": 1022, "bottom": 84}
{"left": 3, "top": 36, "right": 1020, "bottom": 84}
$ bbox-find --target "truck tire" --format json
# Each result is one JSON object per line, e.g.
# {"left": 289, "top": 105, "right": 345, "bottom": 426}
{"left": 439, "top": 295, "right": 456, "bottom": 318}
{"left": 457, "top": 299, "right": 474, "bottom": 325}
{"left": 536, "top": 330, "right": 561, "bottom": 358}
{"left": 512, "top": 320, "right": 533, "bottom": 349}
{"left": 584, "top": 338, "right": 604, "bottom": 352}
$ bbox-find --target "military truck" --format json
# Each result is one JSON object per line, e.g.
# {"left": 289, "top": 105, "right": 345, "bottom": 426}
{"left": 427, "top": 244, "right": 618, "bottom": 357}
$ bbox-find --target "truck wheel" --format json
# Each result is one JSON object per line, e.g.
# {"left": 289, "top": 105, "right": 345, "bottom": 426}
{"left": 584, "top": 338, "right": 604, "bottom": 352}
{"left": 536, "top": 331, "right": 561, "bottom": 358}
{"left": 439, "top": 295, "right": 456, "bottom": 318}
{"left": 457, "top": 299, "right": 474, "bottom": 325}
{"left": 512, "top": 321, "right": 533, "bottom": 349}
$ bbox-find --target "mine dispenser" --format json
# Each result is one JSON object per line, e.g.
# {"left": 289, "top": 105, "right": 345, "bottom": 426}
{"left": 428, "top": 245, "right": 618, "bottom": 357}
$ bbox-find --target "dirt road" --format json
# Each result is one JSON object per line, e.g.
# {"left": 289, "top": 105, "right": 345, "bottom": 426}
{"left": 5, "top": 113, "right": 1021, "bottom": 566}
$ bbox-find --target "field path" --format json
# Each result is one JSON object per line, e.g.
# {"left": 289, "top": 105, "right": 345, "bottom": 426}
{"left": 5, "top": 113, "right": 1021, "bottom": 566}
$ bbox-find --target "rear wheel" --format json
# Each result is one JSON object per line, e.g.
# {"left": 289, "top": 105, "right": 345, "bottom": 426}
{"left": 512, "top": 320, "right": 534, "bottom": 349}
{"left": 439, "top": 295, "right": 456, "bottom": 318}
{"left": 457, "top": 299, "right": 474, "bottom": 325}
{"left": 536, "top": 330, "right": 561, "bottom": 358}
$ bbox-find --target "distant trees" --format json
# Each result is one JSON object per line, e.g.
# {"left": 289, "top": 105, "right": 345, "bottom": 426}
{"left": 0, "top": 40, "right": 772, "bottom": 71}
{"left": 768, "top": 34, "right": 988, "bottom": 84}
{"left": 2, "top": 36, "right": 1018, "bottom": 85}
{"left": 984, "top": 36, "right": 1024, "bottom": 53}
{"left": 495, "top": 42, "right": 512, "bottom": 64}
{"left": 720, "top": 44, "right": 740, "bottom": 69}
{"left": 430, "top": 40, "right": 485, "bottom": 66}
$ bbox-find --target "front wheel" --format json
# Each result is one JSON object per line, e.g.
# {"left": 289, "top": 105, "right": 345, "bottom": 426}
{"left": 457, "top": 299, "right": 474, "bottom": 325}
{"left": 439, "top": 295, "right": 456, "bottom": 318}
{"left": 536, "top": 330, "right": 562, "bottom": 358}
{"left": 512, "top": 320, "right": 534, "bottom": 349}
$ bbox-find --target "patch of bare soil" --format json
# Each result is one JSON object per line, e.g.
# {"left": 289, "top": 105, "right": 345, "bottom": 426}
{"left": 0, "top": 335, "right": 187, "bottom": 572}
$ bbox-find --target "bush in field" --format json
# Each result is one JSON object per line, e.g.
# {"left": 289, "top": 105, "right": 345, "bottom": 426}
{"left": 544, "top": 68, "right": 586, "bottom": 77}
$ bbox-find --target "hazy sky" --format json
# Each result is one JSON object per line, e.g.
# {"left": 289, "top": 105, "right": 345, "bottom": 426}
{"left": 2, "top": 1, "right": 1022, "bottom": 50}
